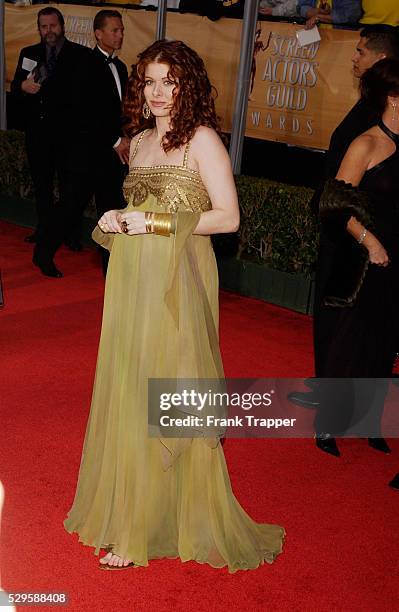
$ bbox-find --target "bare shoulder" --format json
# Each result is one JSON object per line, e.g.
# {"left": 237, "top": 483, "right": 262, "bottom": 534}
{"left": 189, "top": 127, "right": 227, "bottom": 167}
{"left": 190, "top": 126, "right": 224, "bottom": 152}
{"left": 348, "top": 132, "right": 376, "bottom": 155}
{"left": 337, "top": 132, "right": 376, "bottom": 183}
{"left": 342, "top": 133, "right": 376, "bottom": 165}
{"left": 131, "top": 129, "right": 147, "bottom": 146}
{"left": 129, "top": 130, "right": 146, "bottom": 156}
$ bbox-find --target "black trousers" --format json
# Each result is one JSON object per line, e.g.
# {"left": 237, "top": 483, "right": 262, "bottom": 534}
{"left": 27, "top": 121, "right": 91, "bottom": 260}
{"left": 92, "top": 145, "right": 127, "bottom": 218}
{"left": 314, "top": 378, "right": 389, "bottom": 437}
{"left": 90, "top": 145, "right": 127, "bottom": 274}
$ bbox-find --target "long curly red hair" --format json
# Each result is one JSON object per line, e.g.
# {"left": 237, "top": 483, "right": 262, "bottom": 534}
{"left": 123, "top": 39, "right": 221, "bottom": 152}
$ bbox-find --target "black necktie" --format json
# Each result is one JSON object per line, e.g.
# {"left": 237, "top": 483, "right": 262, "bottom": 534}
{"left": 47, "top": 45, "right": 57, "bottom": 76}
{"left": 106, "top": 55, "right": 116, "bottom": 65}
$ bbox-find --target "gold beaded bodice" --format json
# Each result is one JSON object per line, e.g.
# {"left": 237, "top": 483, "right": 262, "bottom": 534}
{"left": 123, "top": 130, "right": 212, "bottom": 213}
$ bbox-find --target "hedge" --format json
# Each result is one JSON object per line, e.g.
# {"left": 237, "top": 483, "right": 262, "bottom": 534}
{"left": 234, "top": 175, "right": 318, "bottom": 277}
{"left": 0, "top": 129, "right": 34, "bottom": 200}
{"left": 0, "top": 129, "right": 318, "bottom": 275}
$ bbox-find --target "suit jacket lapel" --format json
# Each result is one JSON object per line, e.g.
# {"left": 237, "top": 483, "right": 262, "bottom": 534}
{"left": 38, "top": 43, "right": 47, "bottom": 64}
{"left": 92, "top": 45, "right": 105, "bottom": 63}
{"left": 115, "top": 60, "right": 127, "bottom": 94}
{"left": 27, "top": 43, "right": 46, "bottom": 70}
{"left": 53, "top": 38, "right": 69, "bottom": 64}
{"left": 93, "top": 46, "right": 121, "bottom": 101}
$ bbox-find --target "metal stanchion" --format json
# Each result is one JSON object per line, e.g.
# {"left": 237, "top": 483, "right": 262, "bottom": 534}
{"left": 156, "top": 0, "right": 167, "bottom": 41}
{"left": 229, "top": 0, "right": 260, "bottom": 174}
{"left": 0, "top": 0, "right": 6, "bottom": 130}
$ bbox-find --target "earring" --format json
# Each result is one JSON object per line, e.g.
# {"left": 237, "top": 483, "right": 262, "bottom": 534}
{"left": 390, "top": 100, "right": 398, "bottom": 123}
{"left": 142, "top": 102, "right": 151, "bottom": 120}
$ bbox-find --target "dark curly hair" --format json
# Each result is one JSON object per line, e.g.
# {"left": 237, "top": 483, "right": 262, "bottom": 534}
{"left": 360, "top": 58, "right": 399, "bottom": 119}
{"left": 123, "top": 39, "right": 221, "bottom": 152}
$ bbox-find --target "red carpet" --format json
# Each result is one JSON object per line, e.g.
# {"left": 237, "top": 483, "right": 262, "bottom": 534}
{"left": 0, "top": 221, "right": 398, "bottom": 611}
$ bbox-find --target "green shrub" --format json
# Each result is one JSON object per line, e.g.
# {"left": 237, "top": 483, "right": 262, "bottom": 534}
{"left": 0, "top": 129, "right": 34, "bottom": 199}
{"left": 235, "top": 175, "right": 318, "bottom": 277}
{"left": 0, "top": 130, "right": 319, "bottom": 275}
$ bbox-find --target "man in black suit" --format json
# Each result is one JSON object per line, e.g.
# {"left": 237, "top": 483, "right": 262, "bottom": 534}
{"left": 89, "top": 10, "right": 130, "bottom": 275}
{"left": 11, "top": 7, "right": 92, "bottom": 277}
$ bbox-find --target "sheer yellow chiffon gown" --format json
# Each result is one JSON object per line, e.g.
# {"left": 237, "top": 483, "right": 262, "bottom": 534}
{"left": 64, "top": 132, "right": 285, "bottom": 572}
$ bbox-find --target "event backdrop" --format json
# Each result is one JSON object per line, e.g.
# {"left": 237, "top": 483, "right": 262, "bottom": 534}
{"left": 5, "top": 4, "right": 360, "bottom": 150}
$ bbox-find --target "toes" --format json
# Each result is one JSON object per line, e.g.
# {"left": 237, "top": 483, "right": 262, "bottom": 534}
{"left": 99, "top": 552, "right": 113, "bottom": 564}
{"left": 99, "top": 551, "right": 132, "bottom": 567}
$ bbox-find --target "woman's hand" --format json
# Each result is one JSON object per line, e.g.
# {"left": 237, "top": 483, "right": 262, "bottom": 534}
{"left": 98, "top": 210, "right": 123, "bottom": 233}
{"left": 119, "top": 211, "right": 146, "bottom": 235}
{"left": 365, "top": 236, "right": 389, "bottom": 267}
{"left": 347, "top": 217, "right": 389, "bottom": 267}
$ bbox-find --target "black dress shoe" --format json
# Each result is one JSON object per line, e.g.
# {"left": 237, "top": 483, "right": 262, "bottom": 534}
{"left": 389, "top": 473, "right": 399, "bottom": 489}
{"left": 287, "top": 390, "right": 319, "bottom": 408}
{"left": 64, "top": 238, "right": 83, "bottom": 252}
{"left": 24, "top": 232, "right": 38, "bottom": 243}
{"left": 33, "top": 254, "right": 63, "bottom": 278}
{"left": 304, "top": 378, "right": 317, "bottom": 390}
{"left": 368, "top": 437, "right": 391, "bottom": 453}
{"left": 315, "top": 434, "right": 340, "bottom": 457}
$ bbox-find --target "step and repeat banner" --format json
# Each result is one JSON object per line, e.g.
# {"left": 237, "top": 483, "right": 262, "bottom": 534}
{"left": 4, "top": 4, "right": 360, "bottom": 150}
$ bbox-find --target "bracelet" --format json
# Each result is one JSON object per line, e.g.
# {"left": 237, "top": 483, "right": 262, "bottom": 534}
{"left": 153, "top": 213, "right": 172, "bottom": 237}
{"left": 145, "top": 211, "right": 154, "bottom": 233}
{"left": 358, "top": 228, "right": 367, "bottom": 244}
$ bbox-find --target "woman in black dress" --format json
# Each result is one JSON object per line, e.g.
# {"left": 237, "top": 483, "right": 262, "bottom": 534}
{"left": 314, "top": 58, "right": 399, "bottom": 455}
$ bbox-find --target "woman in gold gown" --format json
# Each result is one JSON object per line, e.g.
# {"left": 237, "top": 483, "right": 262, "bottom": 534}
{"left": 64, "top": 40, "right": 285, "bottom": 572}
